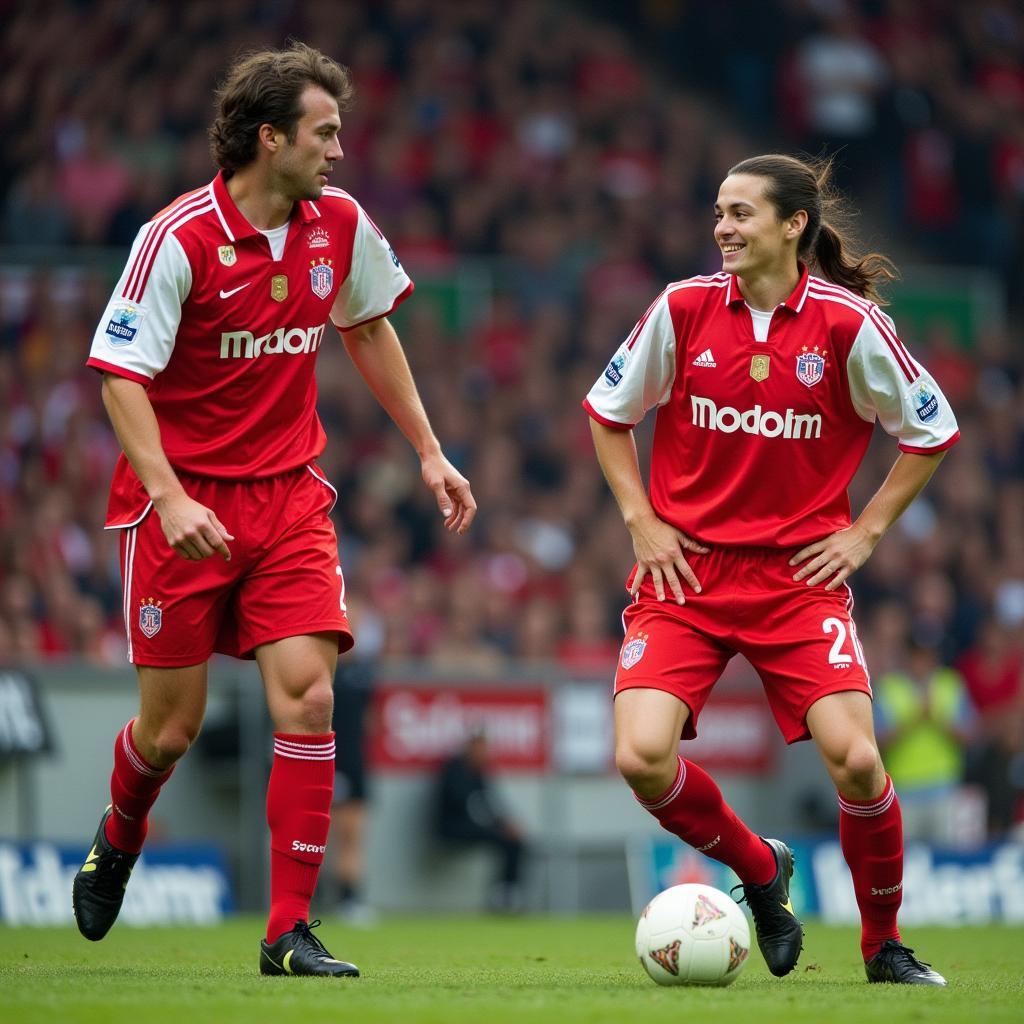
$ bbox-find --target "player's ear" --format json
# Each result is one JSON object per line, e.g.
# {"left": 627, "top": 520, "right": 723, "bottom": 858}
{"left": 786, "top": 209, "right": 808, "bottom": 241}
{"left": 258, "top": 123, "right": 282, "bottom": 153}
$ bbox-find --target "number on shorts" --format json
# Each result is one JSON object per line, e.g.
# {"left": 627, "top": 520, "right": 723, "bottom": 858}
{"left": 822, "top": 616, "right": 864, "bottom": 667}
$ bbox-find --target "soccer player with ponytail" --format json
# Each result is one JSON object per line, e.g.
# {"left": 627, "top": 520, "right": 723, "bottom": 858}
{"left": 585, "top": 154, "right": 956, "bottom": 985}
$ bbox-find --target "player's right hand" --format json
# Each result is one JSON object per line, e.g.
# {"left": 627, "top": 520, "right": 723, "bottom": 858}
{"left": 628, "top": 513, "right": 708, "bottom": 604}
{"left": 154, "top": 493, "right": 234, "bottom": 561}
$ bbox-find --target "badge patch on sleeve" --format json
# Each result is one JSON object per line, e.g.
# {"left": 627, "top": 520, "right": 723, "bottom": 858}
{"left": 105, "top": 304, "right": 143, "bottom": 347}
{"left": 604, "top": 352, "right": 627, "bottom": 387}
{"left": 910, "top": 381, "right": 940, "bottom": 423}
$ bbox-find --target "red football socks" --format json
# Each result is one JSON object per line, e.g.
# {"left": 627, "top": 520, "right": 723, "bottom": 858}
{"left": 838, "top": 775, "right": 903, "bottom": 960}
{"left": 104, "top": 719, "right": 174, "bottom": 855}
{"left": 265, "top": 732, "right": 335, "bottom": 943}
{"left": 636, "top": 756, "right": 776, "bottom": 885}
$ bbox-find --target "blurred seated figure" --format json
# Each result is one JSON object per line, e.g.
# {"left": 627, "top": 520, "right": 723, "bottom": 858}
{"left": 874, "top": 630, "right": 978, "bottom": 845}
{"left": 435, "top": 729, "right": 526, "bottom": 912}
{"left": 957, "top": 617, "right": 1024, "bottom": 838}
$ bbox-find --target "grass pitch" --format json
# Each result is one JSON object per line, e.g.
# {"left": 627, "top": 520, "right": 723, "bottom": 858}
{"left": 1, "top": 916, "right": 1021, "bottom": 1024}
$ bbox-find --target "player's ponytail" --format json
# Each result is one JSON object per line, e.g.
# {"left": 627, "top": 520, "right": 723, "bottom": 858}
{"left": 727, "top": 154, "right": 898, "bottom": 304}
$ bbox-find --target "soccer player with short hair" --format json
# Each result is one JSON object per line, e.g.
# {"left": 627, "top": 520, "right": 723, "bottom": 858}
{"left": 73, "top": 42, "right": 476, "bottom": 976}
{"left": 585, "top": 154, "right": 956, "bottom": 985}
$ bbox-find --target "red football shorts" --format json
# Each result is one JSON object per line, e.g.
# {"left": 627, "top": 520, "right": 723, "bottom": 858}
{"left": 615, "top": 545, "right": 872, "bottom": 743}
{"left": 116, "top": 464, "right": 353, "bottom": 666}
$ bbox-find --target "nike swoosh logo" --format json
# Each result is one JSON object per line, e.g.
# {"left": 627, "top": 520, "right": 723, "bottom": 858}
{"left": 781, "top": 900, "right": 794, "bottom": 914}
{"left": 219, "top": 283, "right": 252, "bottom": 299}
{"left": 283, "top": 950, "right": 294, "bottom": 974}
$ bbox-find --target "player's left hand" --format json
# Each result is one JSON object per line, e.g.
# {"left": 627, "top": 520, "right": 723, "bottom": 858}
{"left": 789, "top": 525, "right": 877, "bottom": 590}
{"left": 421, "top": 452, "right": 477, "bottom": 534}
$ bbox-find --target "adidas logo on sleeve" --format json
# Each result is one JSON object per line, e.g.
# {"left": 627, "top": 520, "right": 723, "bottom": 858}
{"left": 693, "top": 349, "right": 717, "bottom": 368}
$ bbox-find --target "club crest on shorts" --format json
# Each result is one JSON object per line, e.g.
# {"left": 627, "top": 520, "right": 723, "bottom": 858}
{"left": 621, "top": 631, "right": 648, "bottom": 670}
{"left": 796, "top": 345, "right": 828, "bottom": 387}
{"left": 309, "top": 258, "right": 334, "bottom": 299}
{"left": 139, "top": 597, "right": 163, "bottom": 638}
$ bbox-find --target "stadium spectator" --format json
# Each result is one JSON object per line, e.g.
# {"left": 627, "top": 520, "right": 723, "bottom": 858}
{"left": 435, "top": 728, "right": 527, "bottom": 912}
{"left": 874, "top": 631, "right": 977, "bottom": 844}
{"left": 958, "top": 616, "right": 1024, "bottom": 837}
{"left": 69, "top": 42, "right": 475, "bottom": 979}
{"left": 585, "top": 154, "right": 954, "bottom": 985}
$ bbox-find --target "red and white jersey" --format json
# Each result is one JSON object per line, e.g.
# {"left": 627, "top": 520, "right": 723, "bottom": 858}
{"left": 87, "top": 172, "right": 412, "bottom": 525}
{"left": 584, "top": 266, "right": 960, "bottom": 548}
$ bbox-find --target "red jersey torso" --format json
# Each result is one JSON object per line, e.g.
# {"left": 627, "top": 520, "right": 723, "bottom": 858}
{"left": 585, "top": 268, "right": 959, "bottom": 548}
{"left": 88, "top": 174, "right": 412, "bottom": 525}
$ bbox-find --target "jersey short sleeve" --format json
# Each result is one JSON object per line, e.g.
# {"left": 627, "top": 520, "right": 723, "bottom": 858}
{"left": 88, "top": 226, "right": 191, "bottom": 382}
{"left": 846, "top": 308, "right": 959, "bottom": 453}
{"left": 583, "top": 291, "right": 677, "bottom": 428}
{"left": 330, "top": 203, "right": 412, "bottom": 331}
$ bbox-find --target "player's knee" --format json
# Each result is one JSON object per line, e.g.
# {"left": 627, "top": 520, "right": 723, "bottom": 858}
{"left": 615, "top": 743, "right": 673, "bottom": 790}
{"left": 146, "top": 723, "right": 198, "bottom": 767}
{"left": 294, "top": 679, "right": 334, "bottom": 732}
{"left": 833, "top": 741, "right": 883, "bottom": 794}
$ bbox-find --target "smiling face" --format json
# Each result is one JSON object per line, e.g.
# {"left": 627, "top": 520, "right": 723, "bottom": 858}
{"left": 268, "top": 84, "right": 343, "bottom": 201}
{"left": 714, "top": 173, "right": 806, "bottom": 283}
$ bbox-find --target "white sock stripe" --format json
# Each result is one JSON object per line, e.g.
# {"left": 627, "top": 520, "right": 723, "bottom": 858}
{"left": 273, "top": 741, "right": 336, "bottom": 760}
{"left": 838, "top": 781, "right": 895, "bottom": 817}
{"left": 638, "top": 756, "right": 686, "bottom": 810}
{"left": 273, "top": 738, "right": 336, "bottom": 752}
{"left": 121, "top": 723, "right": 164, "bottom": 777}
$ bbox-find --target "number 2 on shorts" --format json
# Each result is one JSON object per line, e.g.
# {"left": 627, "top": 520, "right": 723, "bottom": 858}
{"left": 822, "top": 616, "right": 865, "bottom": 667}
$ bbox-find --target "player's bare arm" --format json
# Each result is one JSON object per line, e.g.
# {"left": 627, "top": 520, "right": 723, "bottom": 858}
{"left": 791, "top": 450, "right": 947, "bottom": 590}
{"left": 341, "top": 316, "right": 476, "bottom": 534}
{"left": 100, "top": 374, "right": 234, "bottom": 561}
{"left": 589, "top": 419, "right": 708, "bottom": 604}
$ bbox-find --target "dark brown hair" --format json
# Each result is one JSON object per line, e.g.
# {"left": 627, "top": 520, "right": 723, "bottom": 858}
{"left": 727, "top": 153, "right": 898, "bottom": 303}
{"left": 209, "top": 41, "right": 354, "bottom": 175}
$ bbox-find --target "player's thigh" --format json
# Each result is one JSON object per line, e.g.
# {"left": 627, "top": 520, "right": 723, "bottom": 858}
{"left": 256, "top": 633, "right": 338, "bottom": 730}
{"left": 136, "top": 659, "right": 207, "bottom": 741}
{"left": 615, "top": 598, "right": 731, "bottom": 744}
{"left": 742, "top": 584, "right": 871, "bottom": 743}
{"left": 614, "top": 687, "right": 690, "bottom": 765}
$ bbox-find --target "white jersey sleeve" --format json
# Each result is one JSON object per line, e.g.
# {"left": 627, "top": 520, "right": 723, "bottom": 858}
{"left": 330, "top": 203, "right": 412, "bottom": 331}
{"left": 846, "top": 308, "right": 959, "bottom": 452}
{"left": 88, "top": 226, "right": 190, "bottom": 380}
{"left": 584, "top": 291, "right": 677, "bottom": 427}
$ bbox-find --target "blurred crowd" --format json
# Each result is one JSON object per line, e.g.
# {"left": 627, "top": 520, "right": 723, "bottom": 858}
{"left": 0, "top": 0, "right": 1021, "bottom": 830}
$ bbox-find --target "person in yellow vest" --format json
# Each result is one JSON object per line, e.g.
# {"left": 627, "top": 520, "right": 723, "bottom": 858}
{"left": 874, "top": 632, "right": 977, "bottom": 844}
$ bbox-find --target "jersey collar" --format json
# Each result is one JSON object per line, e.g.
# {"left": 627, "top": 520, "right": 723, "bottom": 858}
{"left": 725, "top": 263, "right": 812, "bottom": 314}
{"left": 210, "top": 171, "right": 323, "bottom": 243}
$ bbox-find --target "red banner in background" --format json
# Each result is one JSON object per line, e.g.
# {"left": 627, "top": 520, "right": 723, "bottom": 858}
{"left": 368, "top": 685, "right": 550, "bottom": 771}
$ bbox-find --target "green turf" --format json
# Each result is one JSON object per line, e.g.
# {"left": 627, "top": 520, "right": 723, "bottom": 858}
{"left": 1, "top": 916, "right": 1021, "bottom": 1024}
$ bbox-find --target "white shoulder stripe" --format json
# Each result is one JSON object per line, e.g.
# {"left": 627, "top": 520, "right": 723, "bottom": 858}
{"left": 124, "top": 200, "right": 212, "bottom": 303}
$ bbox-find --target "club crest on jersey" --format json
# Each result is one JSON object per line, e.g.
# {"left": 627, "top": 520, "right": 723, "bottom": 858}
{"left": 621, "top": 631, "right": 648, "bottom": 670}
{"left": 218, "top": 245, "right": 236, "bottom": 267}
{"left": 307, "top": 225, "right": 330, "bottom": 249}
{"left": 605, "top": 352, "right": 627, "bottom": 387}
{"left": 139, "top": 597, "right": 163, "bottom": 639}
{"left": 309, "top": 258, "right": 335, "bottom": 299}
{"left": 911, "top": 382, "right": 940, "bottom": 423}
{"left": 104, "top": 304, "right": 143, "bottom": 347}
{"left": 796, "top": 345, "right": 828, "bottom": 388}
